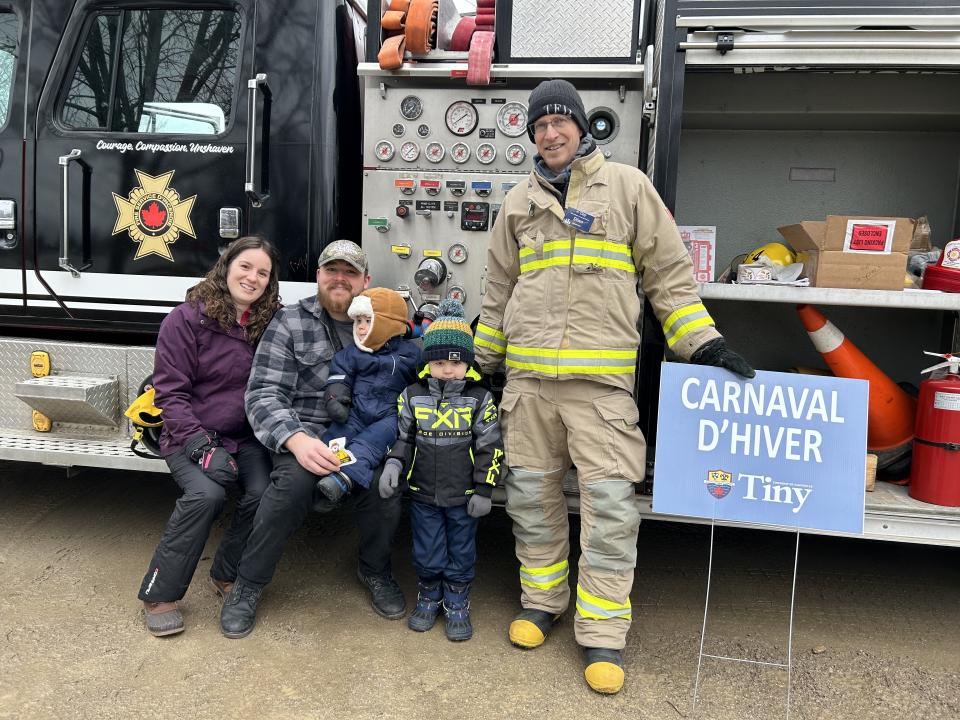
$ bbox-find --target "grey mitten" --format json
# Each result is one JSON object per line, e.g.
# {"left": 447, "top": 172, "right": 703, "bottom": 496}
{"left": 467, "top": 493, "right": 492, "bottom": 518}
{"left": 379, "top": 458, "right": 403, "bottom": 499}
{"left": 324, "top": 382, "right": 352, "bottom": 424}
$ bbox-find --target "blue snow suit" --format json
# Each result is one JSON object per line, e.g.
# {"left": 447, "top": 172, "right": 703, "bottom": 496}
{"left": 321, "top": 336, "right": 420, "bottom": 488}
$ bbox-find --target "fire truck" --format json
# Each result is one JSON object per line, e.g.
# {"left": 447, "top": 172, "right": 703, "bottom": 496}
{"left": 1, "top": 0, "right": 959, "bottom": 546}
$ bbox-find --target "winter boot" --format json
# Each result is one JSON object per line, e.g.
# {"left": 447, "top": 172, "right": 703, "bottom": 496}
{"left": 219, "top": 579, "right": 263, "bottom": 639}
{"left": 583, "top": 647, "right": 625, "bottom": 694}
{"left": 508, "top": 608, "right": 560, "bottom": 649}
{"left": 442, "top": 581, "right": 472, "bottom": 641}
{"left": 316, "top": 471, "right": 353, "bottom": 503}
{"left": 143, "top": 600, "right": 184, "bottom": 637}
{"left": 407, "top": 580, "right": 442, "bottom": 632}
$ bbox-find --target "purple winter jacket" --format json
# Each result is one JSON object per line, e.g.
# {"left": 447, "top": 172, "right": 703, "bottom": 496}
{"left": 153, "top": 301, "right": 257, "bottom": 456}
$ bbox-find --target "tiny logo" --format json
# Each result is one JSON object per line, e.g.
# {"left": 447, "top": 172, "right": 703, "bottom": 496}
{"left": 112, "top": 169, "right": 196, "bottom": 261}
{"left": 448, "top": 351, "right": 461, "bottom": 361}
{"left": 705, "top": 469, "right": 734, "bottom": 499}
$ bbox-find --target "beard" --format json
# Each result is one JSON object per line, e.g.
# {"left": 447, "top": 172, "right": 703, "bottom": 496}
{"left": 316, "top": 282, "right": 354, "bottom": 315}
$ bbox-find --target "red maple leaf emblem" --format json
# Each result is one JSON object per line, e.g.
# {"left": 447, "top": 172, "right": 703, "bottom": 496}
{"left": 141, "top": 201, "right": 167, "bottom": 229}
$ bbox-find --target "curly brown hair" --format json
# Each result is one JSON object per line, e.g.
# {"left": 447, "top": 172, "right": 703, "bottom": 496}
{"left": 185, "top": 236, "right": 281, "bottom": 344}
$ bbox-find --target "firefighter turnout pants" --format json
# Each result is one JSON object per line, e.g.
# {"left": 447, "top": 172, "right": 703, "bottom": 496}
{"left": 500, "top": 378, "right": 645, "bottom": 650}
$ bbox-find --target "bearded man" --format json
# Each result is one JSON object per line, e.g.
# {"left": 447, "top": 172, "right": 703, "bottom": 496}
{"left": 219, "top": 240, "right": 407, "bottom": 638}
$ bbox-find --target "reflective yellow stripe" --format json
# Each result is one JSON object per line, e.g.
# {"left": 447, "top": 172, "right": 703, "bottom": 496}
{"left": 575, "top": 583, "right": 632, "bottom": 621}
{"left": 505, "top": 345, "right": 636, "bottom": 375}
{"left": 662, "top": 303, "right": 715, "bottom": 349}
{"left": 519, "top": 238, "right": 636, "bottom": 274}
{"left": 475, "top": 322, "right": 507, "bottom": 354}
{"left": 572, "top": 238, "right": 637, "bottom": 272}
{"left": 519, "top": 560, "right": 569, "bottom": 590}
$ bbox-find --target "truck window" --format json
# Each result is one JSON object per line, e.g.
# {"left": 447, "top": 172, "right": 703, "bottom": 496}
{"left": 0, "top": 12, "right": 19, "bottom": 129}
{"left": 61, "top": 8, "right": 241, "bottom": 135}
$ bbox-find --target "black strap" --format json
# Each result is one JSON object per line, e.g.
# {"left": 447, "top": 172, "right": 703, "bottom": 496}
{"left": 914, "top": 437, "right": 960, "bottom": 452}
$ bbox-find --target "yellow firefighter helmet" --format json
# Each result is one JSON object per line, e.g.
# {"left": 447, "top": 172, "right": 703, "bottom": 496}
{"left": 745, "top": 242, "right": 796, "bottom": 267}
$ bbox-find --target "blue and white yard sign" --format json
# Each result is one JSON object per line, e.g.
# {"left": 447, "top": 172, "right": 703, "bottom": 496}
{"left": 653, "top": 364, "right": 868, "bottom": 534}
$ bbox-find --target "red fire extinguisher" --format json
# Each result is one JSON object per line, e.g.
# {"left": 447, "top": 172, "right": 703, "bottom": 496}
{"left": 910, "top": 352, "right": 960, "bottom": 506}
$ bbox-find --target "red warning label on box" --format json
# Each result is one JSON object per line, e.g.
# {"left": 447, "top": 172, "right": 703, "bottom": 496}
{"left": 843, "top": 219, "right": 896, "bottom": 254}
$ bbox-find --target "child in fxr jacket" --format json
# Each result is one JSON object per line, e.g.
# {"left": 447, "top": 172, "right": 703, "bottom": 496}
{"left": 378, "top": 299, "right": 504, "bottom": 641}
{"left": 316, "top": 287, "right": 420, "bottom": 502}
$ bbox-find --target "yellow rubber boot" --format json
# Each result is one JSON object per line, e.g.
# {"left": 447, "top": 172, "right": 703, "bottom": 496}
{"left": 583, "top": 648, "right": 625, "bottom": 694}
{"left": 508, "top": 609, "right": 558, "bottom": 649}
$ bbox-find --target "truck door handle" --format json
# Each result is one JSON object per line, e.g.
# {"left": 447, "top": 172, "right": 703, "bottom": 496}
{"left": 58, "top": 149, "right": 91, "bottom": 278}
{"left": 245, "top": 73, "right": 272, "bottom": 207}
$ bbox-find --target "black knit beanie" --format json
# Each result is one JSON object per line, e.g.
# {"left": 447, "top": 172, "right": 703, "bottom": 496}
{"left": 526, "top": 79, "right": 588, "bottom": 142}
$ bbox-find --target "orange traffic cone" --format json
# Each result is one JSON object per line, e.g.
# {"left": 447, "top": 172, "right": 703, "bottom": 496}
{"left": 796, "top": 304, "right": 916, "bottom": 466}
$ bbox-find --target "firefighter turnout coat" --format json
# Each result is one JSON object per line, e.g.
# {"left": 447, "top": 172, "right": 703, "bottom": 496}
{"left": 475, "top": 148, "right": 720, "bottom": 387}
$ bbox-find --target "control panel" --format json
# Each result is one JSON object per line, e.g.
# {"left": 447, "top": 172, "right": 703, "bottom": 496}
{"left": 360, "top": 65, "right": 645, "bottom": 320}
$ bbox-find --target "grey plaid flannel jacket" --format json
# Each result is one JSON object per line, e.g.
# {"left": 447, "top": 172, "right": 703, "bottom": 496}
{"left": 245, "top": 295, "right": 339, "bottom": 453}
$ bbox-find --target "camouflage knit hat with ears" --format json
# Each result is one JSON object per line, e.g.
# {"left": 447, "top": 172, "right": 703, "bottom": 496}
{"left": 347, "top": 287, "right": 408, "bottom": 353}
{"left": 422, "top": 299, "right": 474, "bottom": 364}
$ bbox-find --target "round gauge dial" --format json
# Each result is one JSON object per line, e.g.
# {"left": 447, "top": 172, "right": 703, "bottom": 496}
{"left": 448, "top": 243, "right": 468, "bottom": 264}
{"left": 505, "top": 143, "right": 527, "bottom": 166}
{"left": 496, "top": 101, "right": 528, "bottom": 137}
{"left": 450, "top": 142, "right": 470, "bottom": 164}
{"left": 425, "top": 141, "right": 445, "bottom": 163}
{"left": 400, "top": 95, "right": 423, "bottom": 120}
{"left": 391, "top": 123, "right": 405, "bottom": 138}
{"left": 476, "top": 142, "right": 496, "bottom": 165}
{"left": 417, "top": 123, "right": 430, "bottom": 138}
{"left": 447, "top": 286, "right": 467, "bottom": 304}
{"left": 445, "top": 100, "right": 479, "bottom": 136}
{"left": 399, "top": 141, "right": 420, "bottom": 162}
{"left": 374, "top": 140, "right": 395, "bottom": 162}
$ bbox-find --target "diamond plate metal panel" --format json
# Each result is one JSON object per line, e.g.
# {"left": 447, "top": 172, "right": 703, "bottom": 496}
{"left": 0, "top": 430, "right": 166, "bottom": 472}
{"left": 0, "top": 338, "right": 155, "bottom": 443}
{"left": 14, "top": 376, "right": 119, "bottom": 426}
{"left": 510, "top": 0, "right": 637, "bottom": 58}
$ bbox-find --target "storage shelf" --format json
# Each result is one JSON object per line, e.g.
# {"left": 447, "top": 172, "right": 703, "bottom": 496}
{"left": 698, "top": 283, "right": 960, "bottom": 311}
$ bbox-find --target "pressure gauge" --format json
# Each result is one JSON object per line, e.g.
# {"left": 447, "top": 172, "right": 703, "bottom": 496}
{"left": 476, "top": 142, "right": 496, "bottom": 165}
{"left": 400, "top": 95, "right": 423, "bottom": 120}
{"left": 505, "top": 143, "right": 527, "bottom": 166}
{"left": 425, "top": 141, "right": 445, "bottom": 163}
{"left": 496, "top": 101, "right": 528, "bottom": 137}
{"left": 399, "top": 141, "right": 420, "bottom": 162}
{"left": 374, "top": 140, "right": 395, "bottom": 162}
{"left": 447, "top": 286, "right": 467, "bottom": 304}
{"left": 445, "top": 100, "right": 479, "bottom": 136}
{"left": 448, "top": 243, "right": 468, "bottom": 264}
{"left": 450, "top": 142, "right": 470, "bottom": 164}
{"left": 391, "top": 123, "right": 405, "bottom": 138}
{"left": 417, "top": 123, "right": 431, "bottom": 138}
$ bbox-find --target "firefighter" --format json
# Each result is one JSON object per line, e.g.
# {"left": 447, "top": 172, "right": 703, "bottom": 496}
{"left": 474, "top": 79, "right": 755, "bottom": 694}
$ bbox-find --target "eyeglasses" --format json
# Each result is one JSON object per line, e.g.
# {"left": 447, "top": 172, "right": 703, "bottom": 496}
{"left": 531, "top": 116, "right": 572, "bottom": 136}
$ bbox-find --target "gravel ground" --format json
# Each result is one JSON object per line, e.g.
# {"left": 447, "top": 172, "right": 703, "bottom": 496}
{"left": 0, "top": 460, "right": 957, "bottom": 720}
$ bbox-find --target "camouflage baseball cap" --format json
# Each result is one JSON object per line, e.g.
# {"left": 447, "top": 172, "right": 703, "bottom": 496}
{"left": 318, "top": 239, "right": 367, "bottom": 273}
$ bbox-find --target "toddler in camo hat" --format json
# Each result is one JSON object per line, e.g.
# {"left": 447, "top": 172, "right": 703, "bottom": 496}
{"left": 421, "top": 299, "right": 474, "bottom": 365}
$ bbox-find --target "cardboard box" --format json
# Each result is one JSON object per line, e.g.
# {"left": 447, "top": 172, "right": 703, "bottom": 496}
{"left": 777, "top": 215, "right": 914, "bottom": 290}
{"left": 679, "top": 225, "right": 716, "bottom": 283}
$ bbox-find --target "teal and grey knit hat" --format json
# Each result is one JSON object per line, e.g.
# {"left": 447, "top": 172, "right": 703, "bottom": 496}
{"left": 422, "top": 299, "right": 474, "bottom": 364}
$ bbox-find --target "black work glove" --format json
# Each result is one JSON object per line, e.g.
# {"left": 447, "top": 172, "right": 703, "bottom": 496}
{"left": 324, "top": 382, "right": 352, "bottom": 424}
{"left": 690, "top": 337, "right": 756, "bottom": 379}
{"left": 183, "top": 431, "right": 238, "bottom": 487}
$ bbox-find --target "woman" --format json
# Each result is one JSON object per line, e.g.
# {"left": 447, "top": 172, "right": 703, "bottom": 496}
{"left": 138, "top": 236, "right": 280, "bottom": 636}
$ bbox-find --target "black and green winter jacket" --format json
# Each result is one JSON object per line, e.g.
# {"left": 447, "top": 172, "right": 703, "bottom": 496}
{"left": 387, "top": 366, "right": 504, "bottom": 507}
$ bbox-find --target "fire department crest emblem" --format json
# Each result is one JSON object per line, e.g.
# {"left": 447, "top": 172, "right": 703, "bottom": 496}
{"left": 705, "top": 469, "right": 734, "bottom": 499}
{"left": 112, "top": 170, "right": 196, "bottom": 261}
